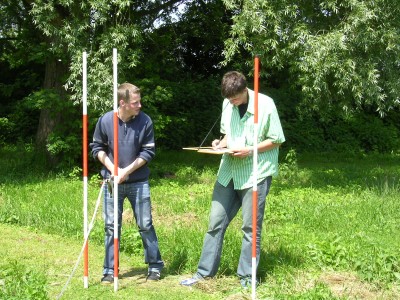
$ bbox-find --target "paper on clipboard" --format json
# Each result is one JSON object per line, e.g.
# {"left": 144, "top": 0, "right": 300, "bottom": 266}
{"left": 182, "top": 147, "right": 213, "bottom": 151}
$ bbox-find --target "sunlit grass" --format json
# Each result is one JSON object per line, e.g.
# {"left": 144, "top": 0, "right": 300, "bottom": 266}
{"left": 0, "top": 148, "right": 399, "bottom": 299}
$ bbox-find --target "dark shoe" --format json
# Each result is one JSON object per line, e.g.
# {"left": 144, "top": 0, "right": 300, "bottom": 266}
{"left": 146, "top": 271, "right": 161, "bottom": 281}
{"left": 240, "top": 277, "right": 257, "bottom": 290}
{"left": 101, "top": 274, "right": 113, "bottom": 285}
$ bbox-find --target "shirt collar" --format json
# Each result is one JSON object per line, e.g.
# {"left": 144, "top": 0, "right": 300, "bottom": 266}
{"left": 246, "top": 88, "right": 255, "bottom": 114}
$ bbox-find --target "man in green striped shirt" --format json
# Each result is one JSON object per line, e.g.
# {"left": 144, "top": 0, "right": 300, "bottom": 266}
{"left": 180, "top": 71, "right": 285, "bottom": 288}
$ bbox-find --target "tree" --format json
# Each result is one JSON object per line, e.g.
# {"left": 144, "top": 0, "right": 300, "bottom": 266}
{"left": 0, "top": 1, "right": 45, "bottom": 144}
{"left": 127, "top": 0, "right": 232, "bottom": 80}
{"left": 1, "top": 0, "right": 188, "bottom": 159}
{"left": 222, "top": 0, "right": 400, "bottom": 116}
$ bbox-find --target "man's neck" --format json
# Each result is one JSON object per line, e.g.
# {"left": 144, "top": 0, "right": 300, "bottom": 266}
{"left": 118, "top": 108, "right": 135, "bottom": 122}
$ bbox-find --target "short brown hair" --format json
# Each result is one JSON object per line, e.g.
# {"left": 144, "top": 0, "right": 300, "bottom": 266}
{"left": 118, "top": 83, "right": 141, "bottom": 103}
{"left": 221, "top": 71, "right": 247, "bottom": 98}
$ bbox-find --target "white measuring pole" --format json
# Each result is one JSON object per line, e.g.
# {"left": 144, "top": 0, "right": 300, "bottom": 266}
{"left": 112, "top": 48, "right": 119, "bottom": 292}
{"left": 82, "top": 51, "right": 89, "bottom": 289}
{"left": 251, "top": 56, "right": 260, "bottom": 300}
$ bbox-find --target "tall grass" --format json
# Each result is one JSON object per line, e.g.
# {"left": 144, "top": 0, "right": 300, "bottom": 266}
{"left": 0, "top": 146, "right": 399, "bottom": 299}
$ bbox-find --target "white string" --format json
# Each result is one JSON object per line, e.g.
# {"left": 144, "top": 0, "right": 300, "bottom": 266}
{"left": 197, "top": 101, "right": 230, "bottom": 149}
{"left": 56, "top": 182, "right": 104, "bottom": 300}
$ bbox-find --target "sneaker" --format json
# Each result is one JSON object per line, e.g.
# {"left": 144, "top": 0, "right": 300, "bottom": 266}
{"left": 100, "top": 274, "right": 113, "bottom": 285}
{"left": 146, "top": 271, "right": 161, "bottom": 281}
{"left": 180, "top": 274, "right": 203, "bottom": 286}
{"left": 240, "top": 277, "right": 257, "bottom": 290}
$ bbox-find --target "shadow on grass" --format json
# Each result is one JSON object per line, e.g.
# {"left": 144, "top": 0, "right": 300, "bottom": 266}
{"left": 258, "top": 247, "right": 304, "bottom": 282}
{"left": 120, "top": 267, "right": 148, "bottom": 279}
{"left": 163, "top": 245, "right": 303, "bottom": 281}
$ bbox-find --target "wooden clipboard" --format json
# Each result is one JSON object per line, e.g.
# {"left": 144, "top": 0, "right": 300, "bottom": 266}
{"left": 182, "top": 147, "right": 213, "bottom": 151}
{"left": 198, "top": 148, "right": 233, "bottom": 155}
{"left": 182, "top": 147, "right": 233, "bottom": 155}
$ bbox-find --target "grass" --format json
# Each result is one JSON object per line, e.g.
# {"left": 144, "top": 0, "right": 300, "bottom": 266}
{"left": 0, "top": 146, "right": 399, "bottom": 299}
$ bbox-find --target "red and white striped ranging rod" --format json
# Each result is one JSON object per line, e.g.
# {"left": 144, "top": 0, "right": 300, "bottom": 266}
{"left": 82, "top": 51, "right": 89, "bottom": 289}
{"left": 112, "top": 48, "right": 119, "bottom": 292}
{"left": 251, "top": 56, "right": 260, "bottom": 300}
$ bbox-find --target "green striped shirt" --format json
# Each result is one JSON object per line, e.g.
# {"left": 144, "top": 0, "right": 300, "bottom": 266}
{"left": 217, "top": 89, "right": 285, "bottom": 190}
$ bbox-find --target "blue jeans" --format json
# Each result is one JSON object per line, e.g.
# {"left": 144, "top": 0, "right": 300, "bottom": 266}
{"left": 103, "top": 181, "right": 164, "bottom": 275}
{"left": 196, "top": 177, "right": 272, "bottom": 279}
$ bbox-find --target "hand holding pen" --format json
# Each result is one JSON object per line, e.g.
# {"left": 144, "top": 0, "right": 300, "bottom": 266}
{"left": 212, "top": 135, "right": 226, "bottom": 150}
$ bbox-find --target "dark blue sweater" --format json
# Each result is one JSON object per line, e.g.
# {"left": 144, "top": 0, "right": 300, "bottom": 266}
{"left": 90, "top": 110, "right": 155, "bottom": 183}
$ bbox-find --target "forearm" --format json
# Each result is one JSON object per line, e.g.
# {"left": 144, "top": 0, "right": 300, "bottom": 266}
{"left": 232, "top": 139, "right": 281, "bottom": 158}
{"left": 116, "top": 157, "right": 145, "bottom": 183}
{"left": 256, "top": 140, "right": 281, "bottom": 153}
{"left": 123, "top": 157, "right": 147, "bottom": 177}
{"left": 97, "top": 151, "right": 115, "bottom": 174}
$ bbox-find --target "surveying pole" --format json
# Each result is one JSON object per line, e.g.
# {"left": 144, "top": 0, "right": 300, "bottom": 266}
{"left": 112, "top": 48, "right": 120, "bottom": 292}
{"left": 251, "top": 55, "right": 260, "bottom": 300}
{"left": 82, "top": 51, "right": 89, "bottom": 289}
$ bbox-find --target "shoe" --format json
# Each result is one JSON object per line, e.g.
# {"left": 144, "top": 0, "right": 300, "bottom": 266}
{"left": 101, "top": 274, "right": 113, "bottom": 285}
{"left": 240, "top": 277, "right": 256, "bottom": 290}
{"left": 146, "top": 271, "right": 161, "bottom": 281}
{"left": 180, "top": 277, "right": 199, "bottom": 286}
{"left": 180, "top": 274, "right": 203, "bottom": 286}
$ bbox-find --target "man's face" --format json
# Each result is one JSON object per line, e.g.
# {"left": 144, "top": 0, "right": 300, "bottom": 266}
{"left": 121, "top": 92, "right": 141, "bottom": 116}
{"left": 227, "top": 88, "right": 247, "bottom": 106}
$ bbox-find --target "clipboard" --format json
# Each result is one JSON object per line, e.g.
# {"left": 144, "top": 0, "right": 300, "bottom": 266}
{"left": 197, "top": 148, "right": 233, "bottom": 155}
{"left": 182, "top": 147, "right": 213, "bottom": 151}
{"left": 182, "top": 147, "right": 233, "bottom": 155}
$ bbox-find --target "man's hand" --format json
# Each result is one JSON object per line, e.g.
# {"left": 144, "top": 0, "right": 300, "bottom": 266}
{"left": 117, "top": 167, "right": 129, "bottom": 183}
{"left": 231, "top": 147, "right": 253, "bottom": 158}
{"left": 212, "top": 135, "right": 226, "bottom": 150}
{"left": 212, "top": 139, "right": 222, "bottom": 150}
{"left": 109, "top": 168, "right": 128, "bottom": 184}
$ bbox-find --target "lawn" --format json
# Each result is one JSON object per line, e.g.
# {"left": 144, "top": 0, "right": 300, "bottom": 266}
{"left": 0, "top": 148, "right": 399, "bottom": 299}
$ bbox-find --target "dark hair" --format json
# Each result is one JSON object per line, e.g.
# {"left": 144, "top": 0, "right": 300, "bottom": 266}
{"left": 221, "top": 71, "right": 247, "bottom": 98}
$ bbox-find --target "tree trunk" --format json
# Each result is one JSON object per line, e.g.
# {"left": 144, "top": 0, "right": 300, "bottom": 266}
{"left": 35, "top": 57, "right": 67, "bottom": 161}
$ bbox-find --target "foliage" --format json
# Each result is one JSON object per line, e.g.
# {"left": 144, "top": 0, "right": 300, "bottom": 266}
{"left": 0, "top": 118, "right": 13, "bottom": 145}
{"left": 136, "top": 77, "right": 222, "bottom": 149}
{"left": 131, "top": 0, "right": 231, "bottom": 80}
{"left": 222, "top": 0, "right": 400, "bottom": 115}
{"left": 22, "top": 89, "right": 85, "bottom": 169}
{"left": 267, "top": 86, "right": 400, "bottom": 154}
{"left": 1, "top": 0, "right": 400, "bottom": 170}
{"left": 28, "top": 0, "right": 140, "bottom": 110}
{"left": 355, "top": 247, "right": 400, "bottom": 283}
{"left": 0, "top": 261, "right": 48, "bottom": 300}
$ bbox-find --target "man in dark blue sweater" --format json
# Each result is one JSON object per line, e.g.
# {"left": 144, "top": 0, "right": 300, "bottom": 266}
{"left": 91, "top": 83, "right": 164, "bottom": 285}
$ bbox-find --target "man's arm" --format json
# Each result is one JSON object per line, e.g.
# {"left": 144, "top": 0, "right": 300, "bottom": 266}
{"left": 118, "top": 157, "right": 147, "bottom": 183}
{"left": 118, "top": 117, "right": 155, "bottom": 183}
{"left": 97, "top": 150, "right": 115, "bottom": 174}
{"left": 231, "top": 139, "right": 281, "bottom": 158}
{"left": 97, "top": 150, "right": 147, "bottom": 183}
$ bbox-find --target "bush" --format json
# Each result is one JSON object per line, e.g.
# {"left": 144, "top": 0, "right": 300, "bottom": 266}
{"left": 136, "top": 77, "right": 222, "bottom": 149}
{"left": 3, "top": 78, "right": 400, "bottom": 173}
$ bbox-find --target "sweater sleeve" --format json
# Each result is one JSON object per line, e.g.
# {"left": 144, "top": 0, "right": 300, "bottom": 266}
{"left": 137, "top": 116, "right": 155, "bottom": 162}
{"left": 90, "top": 115, "right": 109, "bottom": 160}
